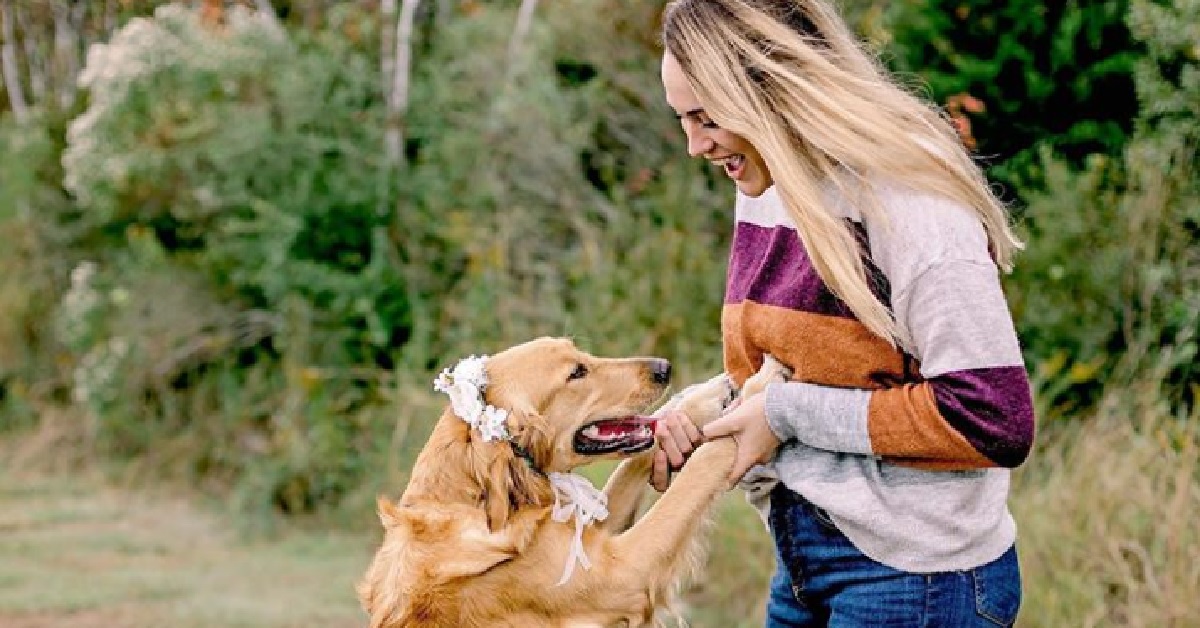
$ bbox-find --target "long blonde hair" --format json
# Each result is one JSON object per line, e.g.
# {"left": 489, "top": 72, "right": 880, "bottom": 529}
{"left": 661, "top": 0, "right": 1022, "bottom": 344}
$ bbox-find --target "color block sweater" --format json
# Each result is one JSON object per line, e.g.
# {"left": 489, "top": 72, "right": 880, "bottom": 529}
{"left": 726, "top": 184, "right": 1035, "bottom": 573}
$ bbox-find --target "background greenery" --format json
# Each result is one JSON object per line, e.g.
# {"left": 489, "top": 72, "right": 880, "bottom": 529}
{"left": 0, "top": 0, "right": 1196, "bottom": 626}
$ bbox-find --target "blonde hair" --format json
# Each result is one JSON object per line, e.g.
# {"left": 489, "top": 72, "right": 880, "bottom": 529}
{"left": 662, "top": 0, "right": 1022, "bottom": 344}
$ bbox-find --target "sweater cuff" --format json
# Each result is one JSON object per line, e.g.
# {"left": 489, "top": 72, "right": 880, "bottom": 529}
{"left": 763, "top": 382, "right": 874, "bottom": 455}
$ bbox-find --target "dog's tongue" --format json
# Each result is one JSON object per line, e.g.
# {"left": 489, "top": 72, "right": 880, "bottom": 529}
{"left": 574, "top": 415, "right": 659, "bottom": 454}
{"left": 594, "top": 416, "right": 656, "bottom": 437}
{"left": 579, "top": 416, "right": 658, "bottom": 442}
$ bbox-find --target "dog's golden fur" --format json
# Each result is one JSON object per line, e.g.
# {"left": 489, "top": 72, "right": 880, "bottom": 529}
{"left": 358, "top": 337, "right": 788, "bottom": 627}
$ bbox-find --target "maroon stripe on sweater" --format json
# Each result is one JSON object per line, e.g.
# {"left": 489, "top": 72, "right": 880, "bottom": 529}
{"left": 929, "top": 366, "right": 1035, "bottom": 468}
{"left": 726, "top": 221, "right": 889, "bottom": 317}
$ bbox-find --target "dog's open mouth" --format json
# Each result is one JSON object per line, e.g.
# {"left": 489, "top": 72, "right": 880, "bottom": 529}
{"left": 573, "top": 416, "right": 657, "bottom": 455}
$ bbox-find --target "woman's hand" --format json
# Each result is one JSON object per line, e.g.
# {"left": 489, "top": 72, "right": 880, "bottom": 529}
{"left": 702, "top": 392, "right": 781, "bottom": 488}
{"left": 650, "top": 409, "right": 703, "bottom": 492}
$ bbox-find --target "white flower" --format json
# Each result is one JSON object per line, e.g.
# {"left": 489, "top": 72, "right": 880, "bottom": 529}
{"left": 452, "top": 355, "right": 488, "bottom": 388}
{"left": 477, "top": 405, "right": 510, "bottom": 443}
{"left": 433, "top": 355, "right": 509, "bottom": 442}
{"left": 70, "top": 261, "right": 98, "bottom": 287}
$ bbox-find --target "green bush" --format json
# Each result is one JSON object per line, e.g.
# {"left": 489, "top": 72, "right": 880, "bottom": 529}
{"left": 0, "top": 111, "right": 77, "bottom": 430}
{"left": 5, "top": 1, "right": 733, "bottom": 513}
{"left": 885, "top": 0, "right": 1142, "bottom": 198}
{"left": 400, "top": 0, "right": 732, "bottom": 368}
{"left": 61, "top": 4, "right": 408, "bottom": 369}
{"left": 42, "top": 4, "right": 410, "bottom": 509}
{"left": 1007, "top": 0, "right": 1198, "bottom": 417}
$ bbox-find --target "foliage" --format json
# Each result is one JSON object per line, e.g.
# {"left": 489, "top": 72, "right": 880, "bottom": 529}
{"left": 2, "top": 1, "right": 734, "bottom": 513}
{"left": 885, "top": 0, "right": 1142, "bottom": 199}
{"left": 20, "top": 3, "right": 408, "bottom": 510}
{"left": 1008, "top": 0, "right": 1199, "bottom": 417}
{"left": 403, "top": 0, "right": 732, "bottom": 367}
{"left": 0, "top": 111, "right": 74, "bottom": 430}
{"left": 61, "top": 4, "right": 407, "bottom": 368}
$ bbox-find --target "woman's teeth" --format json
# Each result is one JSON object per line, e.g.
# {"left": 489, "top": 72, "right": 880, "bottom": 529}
{"left": 723, "top": 154, "right": 745, "bottom": 176}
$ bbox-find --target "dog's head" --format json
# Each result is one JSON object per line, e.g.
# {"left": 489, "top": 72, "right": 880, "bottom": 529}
{"left": 484, "top": 336, "right": 671, "bottom": 473}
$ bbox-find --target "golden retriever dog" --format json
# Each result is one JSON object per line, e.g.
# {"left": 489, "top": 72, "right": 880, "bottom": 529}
{"left": 358, "top": 337, "right": 789, "bottom": 627}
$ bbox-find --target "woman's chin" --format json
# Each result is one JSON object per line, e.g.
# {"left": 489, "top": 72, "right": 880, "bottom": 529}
{"left": 735, "top": 177, "right": 771, "bottom": 198}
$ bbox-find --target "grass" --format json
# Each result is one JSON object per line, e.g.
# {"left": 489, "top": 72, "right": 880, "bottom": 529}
{"left": 0, "top": 469, "right": 368, "bottom": 628}
{"left": 0, "top": 437, "right": 775, "bottom": 628}
{"left": 1010, "top": 388, "right": 1200, "bottom": 627}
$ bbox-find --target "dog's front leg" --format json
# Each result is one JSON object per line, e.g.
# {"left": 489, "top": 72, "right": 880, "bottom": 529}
{"left": 609, "top": 436, "right": 736, "bottom": 575}
{"left": 598, "top": 451, "right": 654, "bottom": 534}
{"left": 607, "top": 357, "right": 790, "bottom": 571}
{"left": 599, "top": 373, "right": 735, "bottom": 534}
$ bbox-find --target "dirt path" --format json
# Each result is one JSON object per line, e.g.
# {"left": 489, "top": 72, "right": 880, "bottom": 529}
{"left": 0, "top": 470, "right": 369, "bottom": 628}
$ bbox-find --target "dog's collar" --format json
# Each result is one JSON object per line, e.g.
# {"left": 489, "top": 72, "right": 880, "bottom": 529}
{"left": 548, "top": 471, "right": 609, "bottom": 585}
{"left": 508, "top": 436, "right": 612, "bottom": 586}
{"left": 509, "top": 439, "right": 543, "bottom": 475}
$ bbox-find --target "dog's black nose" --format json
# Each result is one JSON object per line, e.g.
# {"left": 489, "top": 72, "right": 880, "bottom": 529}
{"left": 650, "top": 359, "right": 672, "bottom": 385}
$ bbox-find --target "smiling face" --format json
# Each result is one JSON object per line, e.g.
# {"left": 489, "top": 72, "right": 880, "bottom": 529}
{"left": 661, "top": 52, "right": 773, "bottom": 197}
{"left": 484, "top": 337, "right": 672, "bottom": 472}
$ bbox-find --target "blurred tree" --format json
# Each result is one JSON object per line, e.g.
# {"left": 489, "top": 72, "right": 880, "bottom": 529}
{"left": 1006, "top": 0, "right": 1198, "bottom": 415}
{"left": 886, "top": 0, "right": 1142, "bottom": 200}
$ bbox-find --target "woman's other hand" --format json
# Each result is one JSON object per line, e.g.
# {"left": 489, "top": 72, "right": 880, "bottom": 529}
{"left": 702, "top": 393, "right": 782, "bottom": 488}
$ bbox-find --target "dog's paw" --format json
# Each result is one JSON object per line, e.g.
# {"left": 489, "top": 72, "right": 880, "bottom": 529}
{"left": 688, "top": 437, "right": 738, "bottom": 475}
{"left": 741, "top": 355, "right": 792, "bottom": 399}
{"left": 659, "top": 373, "right": 736, "bottom": 428}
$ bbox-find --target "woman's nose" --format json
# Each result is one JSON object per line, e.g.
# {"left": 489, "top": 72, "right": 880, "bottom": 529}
{"left": 685, "top": 125, "right": 715, "bottom": 158}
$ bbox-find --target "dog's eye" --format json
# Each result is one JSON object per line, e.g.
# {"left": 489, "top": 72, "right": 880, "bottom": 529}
{"left": 568, "top": 363, "right": 588, "bottom": 381}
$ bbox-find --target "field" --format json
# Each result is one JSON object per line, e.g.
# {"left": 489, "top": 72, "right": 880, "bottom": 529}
{"left": 0, "top": 468, "right": 365, "bottom": 628}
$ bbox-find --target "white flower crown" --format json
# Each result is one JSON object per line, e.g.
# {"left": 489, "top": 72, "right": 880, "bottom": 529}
{"left": 433, "top": 355, "right": 511, "bottom": 442}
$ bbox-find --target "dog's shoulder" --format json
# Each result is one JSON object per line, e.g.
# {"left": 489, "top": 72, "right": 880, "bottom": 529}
{"left": 395, "top": 500, "right": 549, "bottom": 578}
{"left": 360, "top": 499, "right": 554, "bottom": 626}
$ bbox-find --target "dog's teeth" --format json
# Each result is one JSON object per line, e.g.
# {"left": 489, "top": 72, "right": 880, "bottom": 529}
{"left": 584, "top": 426, "right": 601, "bottom": 439}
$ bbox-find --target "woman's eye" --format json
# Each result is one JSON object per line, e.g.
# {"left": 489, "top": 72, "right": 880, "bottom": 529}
{"left": 568, "top": 364, "right": 588, "bottom": 381}
{"left": 674, "top": 112, "right": 720, "bottom": 130}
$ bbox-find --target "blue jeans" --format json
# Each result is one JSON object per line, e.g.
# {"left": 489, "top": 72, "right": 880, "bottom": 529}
{"left": 765, "top": 486, "right": 1021, "bottom": 627}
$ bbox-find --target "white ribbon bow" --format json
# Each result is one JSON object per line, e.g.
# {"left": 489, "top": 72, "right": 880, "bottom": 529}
{"left": 548, "top": 471, "right": 609, "bottom": 586}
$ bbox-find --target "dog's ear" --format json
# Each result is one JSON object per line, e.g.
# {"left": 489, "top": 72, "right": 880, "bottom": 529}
{"left": 481, "top": 449, "right": 519, "bottom": 530}
{"left": 506, "top": 400, "right": 554, "bottom": 474}
{"left": 479, "top": 402, "right": 552, "bottom": 532}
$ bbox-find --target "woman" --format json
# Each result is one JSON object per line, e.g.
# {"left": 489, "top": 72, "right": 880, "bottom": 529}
{"left": 649, "top": 1, "right": 1036, "bottom": 626}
